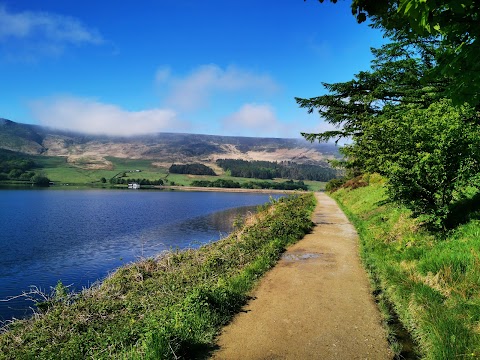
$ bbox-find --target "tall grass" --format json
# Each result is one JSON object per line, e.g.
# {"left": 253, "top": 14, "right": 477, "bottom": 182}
{"left": 331, "top": 179, "right": 480, "bottom": 359}
{"left": 0, "top": 193, "right": 316, "bottom": 359}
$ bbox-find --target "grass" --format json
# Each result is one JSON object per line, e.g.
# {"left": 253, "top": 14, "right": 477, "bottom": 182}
{"left": 166, "top": 173, "right": 326, "bottom": 190}
{"left": 330, "top": 177, "right": 480, "bottom": 359}
{"left": 0, "top": 193, "right": 316, "bottom": 359}
{"left": 32, "top": 156, "right": 169, "bottom": 184}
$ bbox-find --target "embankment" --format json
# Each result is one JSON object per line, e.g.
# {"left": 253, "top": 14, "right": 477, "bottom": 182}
{"left": 0, "top": 193, "right": 316, "bottom": 359}
{"left": 331, "top": 181, "right": 480, "bottom": 359}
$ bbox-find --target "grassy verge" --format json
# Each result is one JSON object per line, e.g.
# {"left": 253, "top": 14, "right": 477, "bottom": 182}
{"left": 330, "top": 179, "right": 480, "bottom": 359}
{"left": 0, "top": 193, "right": 316, "bottom": 359}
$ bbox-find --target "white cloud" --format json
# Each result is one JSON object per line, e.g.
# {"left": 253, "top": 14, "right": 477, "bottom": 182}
{"left": 0, "top": 5, "right": 103, "bottom": 58}
{"left": 30, "top": 96, "right": 187, "bottom": 136}
{"left": 158, "top": 64, "right": 279, "bottom": 111}
{"left": 222, "top": 104, "right": 290, "bottom": 137}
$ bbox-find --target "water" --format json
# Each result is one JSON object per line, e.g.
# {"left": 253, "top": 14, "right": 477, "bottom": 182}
{"left": 0, "top": 189, "right": 277, "bottom": 321}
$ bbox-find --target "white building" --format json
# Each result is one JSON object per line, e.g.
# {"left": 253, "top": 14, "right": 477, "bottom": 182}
{"left": 128, "top": 183, "right": 140, "bottom": 189}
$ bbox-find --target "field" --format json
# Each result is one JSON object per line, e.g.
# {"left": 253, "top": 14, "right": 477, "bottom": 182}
{"left": 32, "top": 156, "right": 326, "bottom": 191}
{"left": 32, "top": 157, "right": 167, "bottom": 184}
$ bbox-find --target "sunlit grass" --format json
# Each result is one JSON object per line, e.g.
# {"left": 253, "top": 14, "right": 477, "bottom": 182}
{"left": 331, "top": 180, "right": 480, "bottom": 359}
{"left": 33, "top": 156, "right": 168, "bottom": 184}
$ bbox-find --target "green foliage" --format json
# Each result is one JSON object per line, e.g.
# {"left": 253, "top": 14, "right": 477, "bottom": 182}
{"left": 216, "top": 158, "right": 338, "bottom": 181}
{"left": 325, "top": 178, "right": 346, "bottom": 192}
{"left": 297, "top": 35, "right": 480, "bottom": 229}
{"left": 242, "top": 179, "right": 308, "bottom": 191}
{"left": 34, "top": 281, "right": 73, "bottom": 313}
{"left": 191, "top": 178, "right": 308, "bottom": 191}
{"left": 30, "top": 173, "right": 51, "bottom": 186}
{"left": 297, "top": 39, "right": 444, "bottom": 143}
{"left": 0, "top": 150, "right": 52, "bottom": 186}
{"left": 191, "top": 178, "right": 241, "bottom": 188}
{"left": 0, "top": 194, "right": 316, "bottom": 359}
{"left": 54, "top": 281, "right": 69, "bottom": 300}
{"left": 297, "top": 38, "right": 447, "bottom": 179}
{"left": 0, "top": 149, "right": 37, "bottom": 181}
{"left": 318, "top": 0, "right": 480, "bottom": 106}
{"left": 332, "top": 183, "right": 480, "bottom": 359}
{"left": 169, "top": 163, "right": 217, "bottom": 176}
{"left": 366, "top": 0, "right": 480, "bottom": 106}
{"left": 376, "top": 101, "right": 480, "bottom": 229}
{"left": 109, "top": 177, "right": 164, "bottom": 186}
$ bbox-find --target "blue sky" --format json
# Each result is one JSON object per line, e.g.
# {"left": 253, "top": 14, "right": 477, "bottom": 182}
{"left": 0, "top": 0, "right": 385, "bottom": 138}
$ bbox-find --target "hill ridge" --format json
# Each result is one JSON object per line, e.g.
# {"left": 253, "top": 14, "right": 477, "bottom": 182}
{"left": 0, "top": 118, "right": 339, "bottom": 167}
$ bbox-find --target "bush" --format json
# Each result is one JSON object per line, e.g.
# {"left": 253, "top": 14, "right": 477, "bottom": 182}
{"left": 169, "top": 163, "right": 217, "bottom": 176}
{"left": 30, "top": 173, "right": 50, "bottom": 186}
{"left": 325, "top": 178, "right": 346, "bottom": 192}
{"left": 378, "top": 101, "right": 480, "bottom": 229}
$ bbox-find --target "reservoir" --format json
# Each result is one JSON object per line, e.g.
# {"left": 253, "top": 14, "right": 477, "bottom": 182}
{"left": 0, "top": 189, "right": 277, "bottom": 322}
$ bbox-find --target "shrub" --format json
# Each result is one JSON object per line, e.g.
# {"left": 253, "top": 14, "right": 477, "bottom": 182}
{"left": 325, "top": 178, "right": 346, "bottom": 192}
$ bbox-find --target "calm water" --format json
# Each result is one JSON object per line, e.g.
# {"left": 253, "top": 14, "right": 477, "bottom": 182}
{"left": 0, "top": 189, "right": 276, "bottom": 321}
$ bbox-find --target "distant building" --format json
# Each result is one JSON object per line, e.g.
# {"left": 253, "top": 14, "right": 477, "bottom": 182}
{"left": 128, "top": 183, "right": 140, "bottom": 189}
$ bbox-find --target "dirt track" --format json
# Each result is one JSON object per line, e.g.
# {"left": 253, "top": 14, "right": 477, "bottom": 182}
{"left": 211, "top": 192, "right": 392, "bottom": 360}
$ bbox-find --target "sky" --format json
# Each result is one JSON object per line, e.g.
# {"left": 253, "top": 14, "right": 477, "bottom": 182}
{"left": 0, "top": 0, "right": 385, "bottom": 138}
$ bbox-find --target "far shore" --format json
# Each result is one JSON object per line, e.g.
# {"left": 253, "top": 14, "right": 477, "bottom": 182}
{"left": 0, "top": 183, "right": 322, "bottom": 193}
{"left": 154, "top": 185, "right": 313, "bottom": 194}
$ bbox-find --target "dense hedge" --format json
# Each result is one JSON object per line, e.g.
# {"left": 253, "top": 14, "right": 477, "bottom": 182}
{"left": 169, "top": 163, "right": 216, "bottom": 176}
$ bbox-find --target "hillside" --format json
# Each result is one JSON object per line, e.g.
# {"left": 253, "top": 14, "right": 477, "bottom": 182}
{"left": 0, "top": 118, "right": 339, "bottom": 171}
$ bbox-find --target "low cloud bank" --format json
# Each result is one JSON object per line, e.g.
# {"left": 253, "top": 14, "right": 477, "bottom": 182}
{"left": 30, "top": 96, "right": 186, "bottom": 136}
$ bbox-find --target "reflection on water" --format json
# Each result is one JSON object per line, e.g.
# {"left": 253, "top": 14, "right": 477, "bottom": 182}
{"left": 117, "top": 205, "right": 257, "bottom": 258}
{"left": 0, "top": 190, "right": 277, "bottom": 322}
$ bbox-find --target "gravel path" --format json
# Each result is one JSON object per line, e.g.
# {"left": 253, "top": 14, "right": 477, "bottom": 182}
{"left": 211, "top": 192, "right": 392, "bottom": 360}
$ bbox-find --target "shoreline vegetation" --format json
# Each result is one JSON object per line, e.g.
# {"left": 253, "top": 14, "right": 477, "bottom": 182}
{"left": 330, "top": 176, "right": 480, "bottom": 359}
{"left": 156, "top": 185, "right": 303, "bottom": 194}
{"left": 0, "top": 183, "right": 309, "bottom": 195}
{"left": 0, "top": 193, "right": 316, "bottom": 359}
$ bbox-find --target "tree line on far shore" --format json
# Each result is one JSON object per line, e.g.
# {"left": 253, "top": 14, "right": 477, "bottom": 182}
{"left": 168, "top": 159, "right": 339, "bottom": 181}
{"left": 216, "top": 159, "right": 338, "bottom": 181}
{"left": 191, "top": 178, "right": 308, "bottom": 191}
{"left": 0, "top": 149, "right": 50, "bottom": 185}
